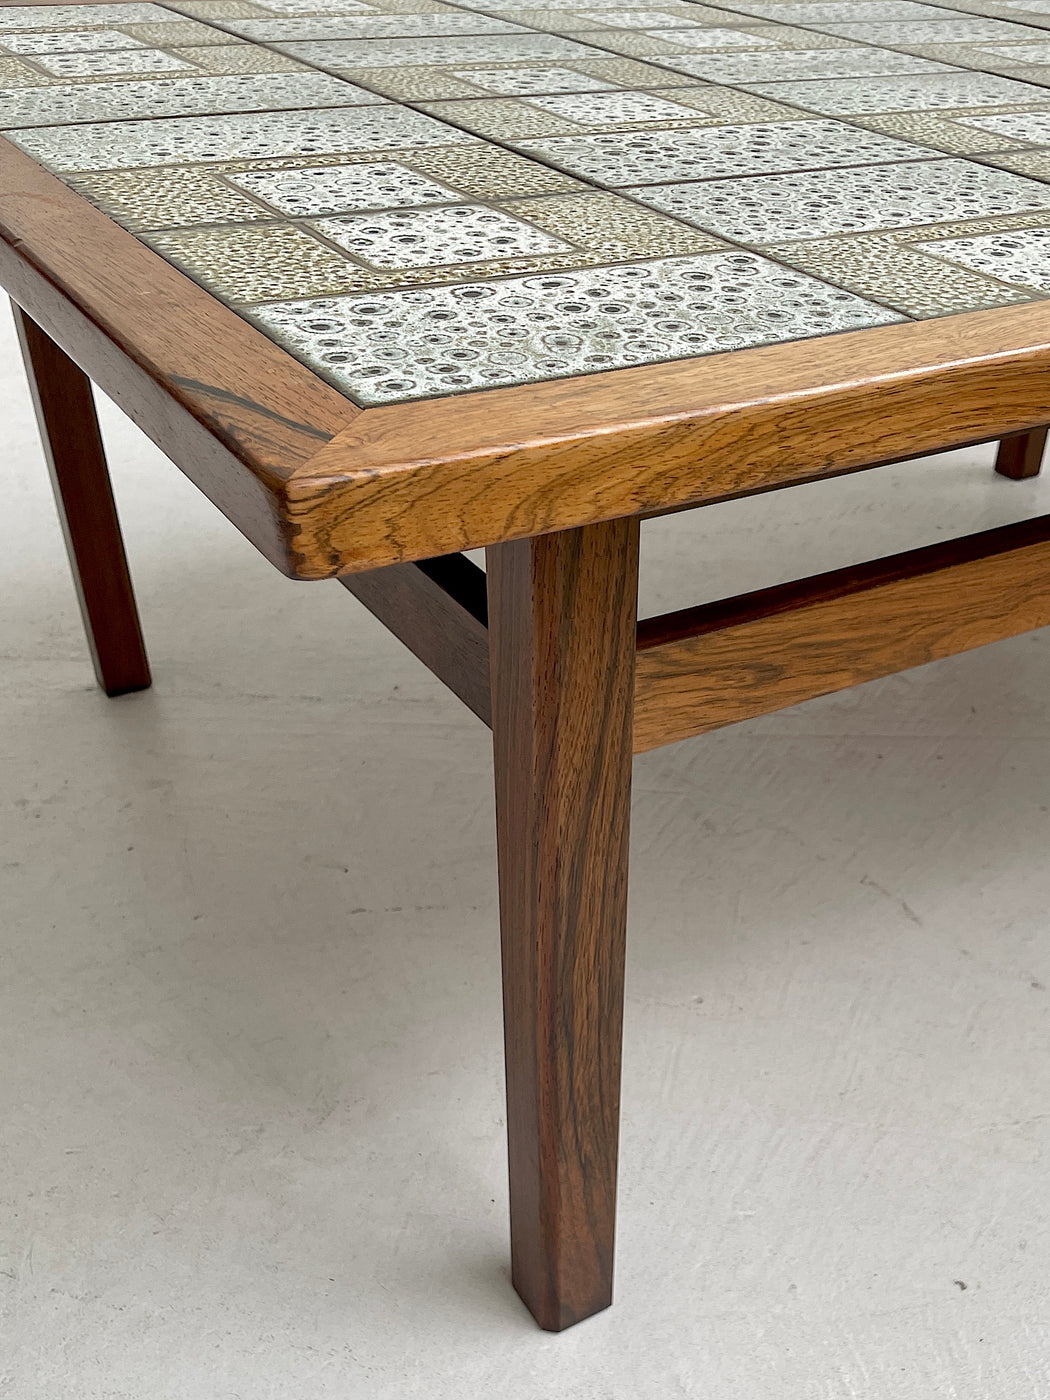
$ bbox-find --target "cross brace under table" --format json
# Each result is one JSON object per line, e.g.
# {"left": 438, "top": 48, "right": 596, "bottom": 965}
{"left": 13, "top": 301, "right": 1050, "bottom": 1331}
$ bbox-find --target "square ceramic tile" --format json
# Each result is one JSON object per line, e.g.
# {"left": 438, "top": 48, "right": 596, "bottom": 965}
{"left": 69, "top": 165, "right": 274, "bottom": 228}
{"left": 720, "top": 0, "right": 962, "bottom": 18}
{"left": 641, "top": 26, "right": 780, "bottom": 48}
{"left": 0, "top": 72, "right": 381, "bottom": 128}
{"left": 225, "top": 13, "right": 525, "bottom": 40}
{"left": 743, "top": 71, "right": 1049, "bottom": 111}
{"left": 226, "top": 161, "right": 460, "bottom": 213}
{"left": 446, "top": 65, "right": 618, "bottom": 94}
{"left": 313, "top": 203, "right": 572, "bottom": 266}
{"left": 0, "top": 4, "right": 175, "bottom": 28}
{"left": 521, "top": 90, "right": 716, "bottom": 123}
{"left": 629, "top": 158, "right": 1050, "bottom": 239}
{"left": 760, "top": 225, "right": 1037, "bottom": 313}
{"left": 517, "top": 117, "right": 931, "bottom": 185}
{"left": 657, "top": 48, "right": 955, "bottom": 82}
{"left": 0, "top": 30, "right": 149, "bottom": 54}
{"left": 814, "top": 16, "right": 1047, "bottom": 40}
{"left": 7, "top": 105, "right": 470, "bottom": 171}
{"left": 29, "top": 47, "right": 197, "bottom": 75}
{"left": 957, "top": 110, "right": 1050, "bottom": 140}
{"left": 247, "top": 252, "right": 900, "bottom": 404}
{"left": 923, "top": 224, "right": 1050, "bottom": 287}
{"left": 272, "top": 34, "right": 598, "bottom": 65}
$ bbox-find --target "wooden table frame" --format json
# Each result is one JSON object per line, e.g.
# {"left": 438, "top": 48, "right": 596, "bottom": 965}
{"left": 7, "top": 135, "right": 1050, "bottom": 1332}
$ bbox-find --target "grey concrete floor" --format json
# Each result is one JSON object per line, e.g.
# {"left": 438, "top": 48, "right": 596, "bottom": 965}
{"left": 3, "top": 296, "right": 1050, "bottom": 1398}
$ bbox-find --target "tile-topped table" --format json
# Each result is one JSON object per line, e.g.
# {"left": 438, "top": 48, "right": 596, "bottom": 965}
{"left": 4, "top": 0, "right": 1050, "bottom": 1332}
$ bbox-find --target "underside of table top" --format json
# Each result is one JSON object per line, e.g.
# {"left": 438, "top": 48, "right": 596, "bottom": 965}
{"left": 2, "top": 0, "right": 1050, "bottom": 575}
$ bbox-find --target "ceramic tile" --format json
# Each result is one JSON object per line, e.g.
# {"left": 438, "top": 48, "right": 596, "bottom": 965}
{"left": 7, "top": 105, "right": 471, "bottom": 171}
{"left": 0, "top": 55, "right": 58, "bottom": 87}
{"left": 985, "top": 144, "right": 1050, "bottom": 176}
{"left": 419, "top": 88, "right": 775, "bottom": 139}
{"left": 225, "top": 13, "right": 524, "bottom": 39}
{"left": 0, "top": 4, "right": 176, "bottom": 28}
{"left": 920, "top": 224, "right": 1050, "bottom": 288}
{"left": 848, "top": 108, "right": 1034, "bottom": 150}
{"left": 517, "top": 117, "right": 931, "bottom": 185}
{"left": 630, "top": 158, "right": 1050, "bottom": 240}
{"left": 170, "top": 42, "right": 312, "bottom": 73}
{"left": 144, "top": 222, "right": 369, "bottom": 299}
{"left": 68, "top": 164, "right": 274, "bottom": 227}
{"left": 444, "top": 64, "right": 619, "bottom": 93}
{"left": 718, "top": 0, "right": 961, "bottom": 18}
{"left": 744, "top": 71, "right": 1049, "bottom": 111}
{"left": 226, "top": 160, "right": 461, "bottom": 213}
{"left": 391, "top": 141, "right": 585, "bottom": 194}
{"left": 246, "top": 252, "right": 900, "bottom": 404}
{"left": 981, "top": 40, "right": 1050, "bottom": 59}
{"left": 29, "top": 47, "right": 197, "bottom": 75}
{"left": 0, "top": 71, "right": 380, "bottom": 127}
{"left": 761, "top": 227, "right": 1035, "bottom": 314}
{"left": 570, "top": 22, "right": 857, "bottom": 57}
{"left": 573, "top": 7, "right": 725, "bottom": 25}
{"left": 813, "top": 16, "right": 1047, "bottom": 40}
{"left": 271, "top": 34, "right": 598, "bottom": 65}
{"left": 503, "top": 188, "right": 725, "bottom": 253}
{"left": 957, "top": 109, "right": 1050, "bottom": 140}
{"left": 313, "top": 203, "right": 573, "bottom": 265}
{"left": 119, "top": 20, "right": 240, "bottom": 43}
{"left": 655, "top": 48, "right": 955, "bottom": 82}
{"left": 0, "top": 30, "right": 150, "bottom": 53}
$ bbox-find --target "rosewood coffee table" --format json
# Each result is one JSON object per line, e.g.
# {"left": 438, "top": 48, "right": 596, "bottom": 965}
{"left": 5, "top": 0, "right": 1050, "bottom": 1332}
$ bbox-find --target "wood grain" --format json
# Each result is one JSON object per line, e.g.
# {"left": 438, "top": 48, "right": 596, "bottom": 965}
{"left": 0, "top": 139, "right": 356, "bottom": 576}
{"left": 488, "top": 519, "right": 638, "bottom": 1330}
{"left": 338, "top": 553, "right": 490, "bottom": 723}
{"left": 995, "top": 427, "right": 1047, "bottom": 480}
{"left": 633, "top": 514, "right": 1050, "bottom": 751}
{"left": 14, "top": 303, "right": 150, "bottom": 696}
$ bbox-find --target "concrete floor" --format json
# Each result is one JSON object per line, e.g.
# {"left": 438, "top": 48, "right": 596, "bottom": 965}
{"left": 3, "top": 297, "right": 1050, "bottom": 1399}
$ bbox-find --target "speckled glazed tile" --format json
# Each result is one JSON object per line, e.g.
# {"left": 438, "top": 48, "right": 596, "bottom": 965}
{"left": 68, "top": 164, "right": 274, "bottom": 227}
{"left": 227, "top": 159, "right": 461, "bottom": 212}
{"left": 743, "top": 71, "right": 1050, "bottom": 112}
{"left": 328, "top": 55, "right": 697, "bottom": 100}
{"left": 223, "top": 13, "right": 526, "bottom": 40}
{"left": 654, "top": 47, "right": 955, "bottom": 83}
{"left": 956, "top": 109, "right": 1050, "bottom": 141}
{"left": 272, "top": 34, "right": 600, "bottom": 66}
{"left": 811, "top": 16, "right": 1048, "bottom": 42}
{"left": 765, "top": 231, "right": 1035, "bottom": 314}
{"left": 143, "top": 222, "right": 370, "bottom": 299}
{"left": 313, "top": 203, "right": 573, "bottom": 265}
{"left": 6, "top": 105, "right": 472, "bottom": 171}
{"left": 0, "top": 4, "right": 177, "bottom": 28}
{"left": 503, "top": 188, "right": 724, "bottom": 253}
{"left": 516, "top": 117, "right": 931, "bottom": 185}
{"left": 0, "top": 30, "right": 150, "bottom": 54}
{"left": 920, "top": 224, "right": 1050, "bottom": 289}
{"left": 245, "top": 252, "right": 900, "bottom": 404}
{"left": 847, "top": 108, "right": 1036, "bottom": 151}
{"left": 716, "top": 0, "right": 961, "bottom": 19}
{"left": 984, "top": 144, "right": 1050, "bottom": 176}
{"left": 418, "top": 88, "right": 786, "bottom": 139}
{"left": 629, "top": 158, "right": 1050, "bottom": 240}
{"left": 567, "top": 23, "right": 859, "bottom": 59}
{"left": 443, "top": 64, "right": 619, "bottom": 93}
{"left": 29, "top": 47, "right": 198, "bottom": 76}
{"left": 0, "top": 71, "right": 380, "bottom": 127}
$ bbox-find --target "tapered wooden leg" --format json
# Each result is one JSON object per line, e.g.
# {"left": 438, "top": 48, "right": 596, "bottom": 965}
{"left": 13, "top": 302, "right": 150, "bottom": 696}
{"left": 995, "top": 428, "right": 1047, "bottom": 480}
{"left": 487, "top": 518, "right": 639, "bottom": 1331}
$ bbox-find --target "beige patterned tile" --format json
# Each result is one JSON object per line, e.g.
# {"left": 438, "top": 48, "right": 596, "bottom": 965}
{"left": 68, "top": 165, "right": 273, "bottom": 229}
{"left": 504, "top": 189, "right": 727, "bottom": 254}
{"left": 851, "top": 109, "right": 1036, "bottom": 151}
{"left": 983, "top": 145, "right": 1050, "bottom": 177}
{"left": 143, "top": 222, "right": 366, "bottom": 299}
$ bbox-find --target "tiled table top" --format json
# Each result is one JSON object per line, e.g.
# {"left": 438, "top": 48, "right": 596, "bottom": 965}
{"left": 5, "top": 0, "right": 1050, "bottom": 402}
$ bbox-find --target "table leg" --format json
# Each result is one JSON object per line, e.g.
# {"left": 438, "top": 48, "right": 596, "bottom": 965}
{"left": 12, "top": 302, "right": 150, "bottom": 697}
{"left": 995, "top": 428, "right": 1047, "bottom": 480}
{"left": 487, "top": 519, "right": 639, "bottom": 1331}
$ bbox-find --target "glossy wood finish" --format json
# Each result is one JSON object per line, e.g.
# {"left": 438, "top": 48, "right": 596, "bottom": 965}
{"left": 634, "top": 514, "right": 1050, "bottom": 751}
{"left": 4, "top": 141, "right": 1050, "bottom": 578}
{"left": 487, "top": 519, "right": 639, "bottom": 1331}
{"left": 338, "top": 553, "right": 491, "bottom": 723}
{"left": 0, "top": 141, "right": 356, "bottom": 576}
{"left": 13, "top": 303, "right": 150, "bottom": 697}
{"left": 995, "top": 427, "right": 1047, "bottom": 480}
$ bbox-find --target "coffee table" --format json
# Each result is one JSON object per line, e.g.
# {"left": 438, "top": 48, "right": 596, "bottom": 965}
{"left": 4, "top": 0, "right": 1050, "bottom": 1332}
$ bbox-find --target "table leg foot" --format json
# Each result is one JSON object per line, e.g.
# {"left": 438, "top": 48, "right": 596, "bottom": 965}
{"left": 995, "top": 428, "right": 1047, "bottom": 480}
{"left": 487, "top": 519, "right": 638, "bottom": 1331}
{"left": 13, "top": 302, "right": 150, "bottom": 697}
